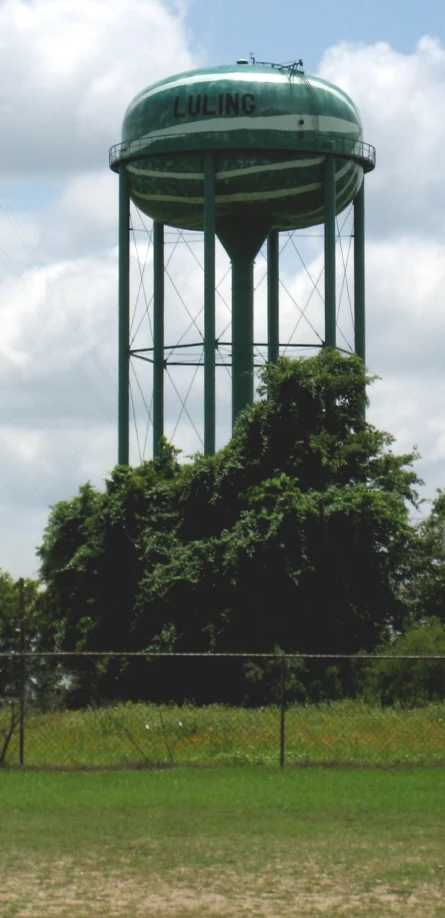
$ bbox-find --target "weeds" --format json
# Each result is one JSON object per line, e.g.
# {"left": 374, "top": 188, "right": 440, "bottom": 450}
{"left": 1, "top": 699, "right": 445, "bottom": 768}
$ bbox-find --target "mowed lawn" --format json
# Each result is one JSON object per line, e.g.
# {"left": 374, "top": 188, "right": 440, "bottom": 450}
{"left": 1, "top": 768, "right": 445, "bottom": 917}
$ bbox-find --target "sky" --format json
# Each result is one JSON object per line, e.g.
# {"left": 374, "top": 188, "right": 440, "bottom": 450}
{"left": 1, "top": 0, "right": 445, "bottom": 578}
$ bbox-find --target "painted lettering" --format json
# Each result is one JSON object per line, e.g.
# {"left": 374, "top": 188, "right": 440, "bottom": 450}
{"left": 173, "top": 96, "right": 185, "bottom": 118}
{"left": 225, "top": 93, "right": 239, "bottom": 115}
{"left": 188, "top": 94, "right": 202, "bottom": 116}
{"left": 203, "top": 94, "right": 216, "bottom": 116}
{"left": 242, "top": 93, "right": 255, "bottom": 115}
{"left": 172, "top": 91, "right": 256, "bottom": 118}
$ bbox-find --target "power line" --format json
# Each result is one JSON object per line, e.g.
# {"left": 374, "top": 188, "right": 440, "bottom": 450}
{"left": 0, "top": 239, "right": 114, "bottom": 422}
{"left": 0, "top": 194, "right": 116, "bottom": 395}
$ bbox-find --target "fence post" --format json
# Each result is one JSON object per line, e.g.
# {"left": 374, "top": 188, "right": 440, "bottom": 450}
{"left": 280, "top": 654, "right": 286, "bottom": 768}
{"left": 19, "top": 578, "right": 26, "bottom": 767}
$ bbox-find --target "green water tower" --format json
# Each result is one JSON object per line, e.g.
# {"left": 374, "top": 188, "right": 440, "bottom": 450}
{"left": 110, "top": 60, "right": 375, "bottom": 463}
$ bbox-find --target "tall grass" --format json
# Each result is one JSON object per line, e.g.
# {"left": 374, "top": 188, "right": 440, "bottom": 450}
{"left": 1, "top": 700, "right": 445, "bottom": 768}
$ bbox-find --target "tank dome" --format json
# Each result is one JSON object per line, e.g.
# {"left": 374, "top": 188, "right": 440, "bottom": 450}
{"left": 110, "top": 63, "right": 375, "bottom": 231}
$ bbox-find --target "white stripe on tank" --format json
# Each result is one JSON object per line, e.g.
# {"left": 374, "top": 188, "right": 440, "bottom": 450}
{"left": 130, "top": 114, "right": 360, "bottom": 148}
{"left": 126, "top": 71, "right": 359, "bottom": 120}
{"left": 131, "top": 162, "right": 352, "bottom": 206}
{"left": 126, "top": 156, "right": 325, "bottom": 182}
{"left": 309, "top": 78, "right": 361, "bottom": 122}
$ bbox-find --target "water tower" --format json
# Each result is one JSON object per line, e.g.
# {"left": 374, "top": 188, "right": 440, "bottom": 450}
{"left": 110, "top": 60, "right": 375, "bottom": 463}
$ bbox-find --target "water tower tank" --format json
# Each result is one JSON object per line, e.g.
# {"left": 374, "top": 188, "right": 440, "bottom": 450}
{"left": 110, "top": 62, "right": 375, "bottom": 231}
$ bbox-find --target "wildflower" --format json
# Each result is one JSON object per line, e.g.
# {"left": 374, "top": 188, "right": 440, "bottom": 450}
{"left": 178, "top": 721, "right": 183, "bottom": 727}
{"left": 145, "top": 724, "right": 150, "bottom": 730}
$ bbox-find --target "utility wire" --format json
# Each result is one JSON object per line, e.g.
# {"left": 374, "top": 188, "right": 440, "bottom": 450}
{"left": 170, "top": 356, "right": 203, "bottom": 443}
{"left": 166, "top": 367, "right": 203, "bottom": 447}
{"left": 0, "top": 194, "right": 116, "bottom": 394}
{"left": 1, "top": 351, "right": 91, "bottom": 468}
{"left": 0, "top": 240, "right": 114, "bottom": 421}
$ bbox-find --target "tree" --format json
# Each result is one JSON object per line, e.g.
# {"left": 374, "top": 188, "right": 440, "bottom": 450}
{"left": 38, "top": 352, "right": 422, "bottom": 700}
{"left": 37, "top": 443, "right": 184, "bottom": 701}
{"left": 410, "top": 490, "right": 445, "bottom": 623}
{"left": 0, "top": 571, "right": 22, "bottom": 699}
{"left": 135, "top": 352, "right": 420, "bottom": 657}
{"left": 361, "top": 617, "right": 445, "bottom": 707}
{"left": 0, "top": 571, "right": 54, "bottom": 703}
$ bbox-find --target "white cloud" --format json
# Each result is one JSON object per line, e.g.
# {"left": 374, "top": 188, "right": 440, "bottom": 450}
{"left": 0, "top": 0, "right": 195, "bottom": 176}
{"left": 318, "top": 37, "right": 445, "bottom": 238}
{"left": 0, "top": 0, "right": 198, "bottom": 576}
{"left": 40, "top": 171, "right": 118, "bottom": 259}
{"left": 365, "top": 237, "right": 445, "bottom": 376}
{"left": 315, "top": 39, "right": 445, "bottom": 504}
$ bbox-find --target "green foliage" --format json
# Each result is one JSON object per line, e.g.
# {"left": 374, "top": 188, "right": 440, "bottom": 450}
{"left": 38, "top": 441, "right": 182, "bottom": 651}
{"left": 243, "top": 650, "right": 309, "bottom": 705}
{"left": 362, "top": 617, "right": 445, "bottom": 707}
{"left": 408, "top": 489, "right": 445, "bottom": 622}
{"left": 37, "top": 352, "right": 423, "bottom": 700}
{"left": 0, "top": 570, "right": 21, "bottom": 699}
{"left": 3, "top": 700, "right": 445, "bottom": 768}
{"left": 0, "top": 572, "right": 54, "bottom": 703}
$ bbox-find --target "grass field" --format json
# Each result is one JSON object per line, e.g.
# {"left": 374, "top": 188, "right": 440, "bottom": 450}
{"left": 1, "top": 767, "right": 445, "bottom": 916}
{"left": 2, "top": 700, "right": 445, "bottom": 768}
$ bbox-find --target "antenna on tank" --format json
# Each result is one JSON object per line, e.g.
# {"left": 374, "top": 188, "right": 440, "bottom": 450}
{"left": 253, "top": 59, "right": 305, "bottom": 74}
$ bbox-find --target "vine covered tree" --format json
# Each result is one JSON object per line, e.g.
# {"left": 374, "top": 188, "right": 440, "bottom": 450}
{"left": 37, "top": 351, "right": 421, "bottom": 694}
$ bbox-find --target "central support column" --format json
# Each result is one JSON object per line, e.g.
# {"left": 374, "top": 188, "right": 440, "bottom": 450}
{"left": 267, "top": 230, "right": 279, "bottom": 365}
{"left": 204, "top": 153, "right": 216, "bottom": 455}
{"left": 324, "top": 156, "right": 337, "bottom": 349}
{"left": 354, "top": 176, "right": 366, "bottom": 419}
{"left": 354, "top": 177, "right": 365, "bottom": 363}
{"left": 231, "top": 256, "right": 254, "bottom": 426}
{"left": 118, "top": 166, "right": 130, "bottom": 466}
{"left": 153, "top": 221, "right": 165, "bottom": 458}
{"left": 217, "top": 215, "right": 272, "bottom": 430}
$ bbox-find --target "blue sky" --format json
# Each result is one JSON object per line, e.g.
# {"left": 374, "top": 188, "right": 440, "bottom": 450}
{"left": 188, "top": 0, "right": 445, "bottom": 68}
{"left": 1, "top": 0, "right": 445, "bottom": 577}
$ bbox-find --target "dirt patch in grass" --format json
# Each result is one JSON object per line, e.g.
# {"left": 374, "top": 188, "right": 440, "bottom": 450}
{"left": 2, "top": 858, "right": 445, "bottom": 917}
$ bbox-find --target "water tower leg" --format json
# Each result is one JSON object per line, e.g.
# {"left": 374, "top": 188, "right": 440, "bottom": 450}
{"left": 324, "top": 156, "right": 336, "bottom": 349}
{"left": 267, "top": 230, "right": 279, "bottom": 364}
{"left": 232, "top": 256, "right": 254, "bottom": 427}
{"left": 118, "top": 167, "right": 130, "bottom": 466}
{"left": 153, "top": 221, "right": 165, "bottom": 458}
{"left": 204, "top": 154, "right": 216, "bottom": 456}
{"left": 354, "top": 178, "right": 365, "bottom": 364}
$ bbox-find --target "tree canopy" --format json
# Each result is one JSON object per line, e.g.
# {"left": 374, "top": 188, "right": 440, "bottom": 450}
{"left": 0, "top": 572, "right": 53, "bottom": 701}
{"left": 408, "top": 490, "right": 445, "bottom": 623}
{"left": 362, "top": 617, "right": 445, "bottom": 707}
{"left": 37, "top": 351, "right": 422, "bottom": 683}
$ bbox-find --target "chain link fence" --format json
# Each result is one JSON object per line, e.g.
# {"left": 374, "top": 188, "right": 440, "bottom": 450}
{"left": 1, "top": 651, "right": 445, "bottom": 769}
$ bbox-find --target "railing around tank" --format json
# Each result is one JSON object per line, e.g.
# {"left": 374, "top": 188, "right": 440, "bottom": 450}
{"left": 109, "top": 134, "right": 376, "bottom": 172}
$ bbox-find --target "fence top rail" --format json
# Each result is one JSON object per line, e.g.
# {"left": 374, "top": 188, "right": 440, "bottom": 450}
{"left": 1, "top": 652, "right": 445, "bottom": 661}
